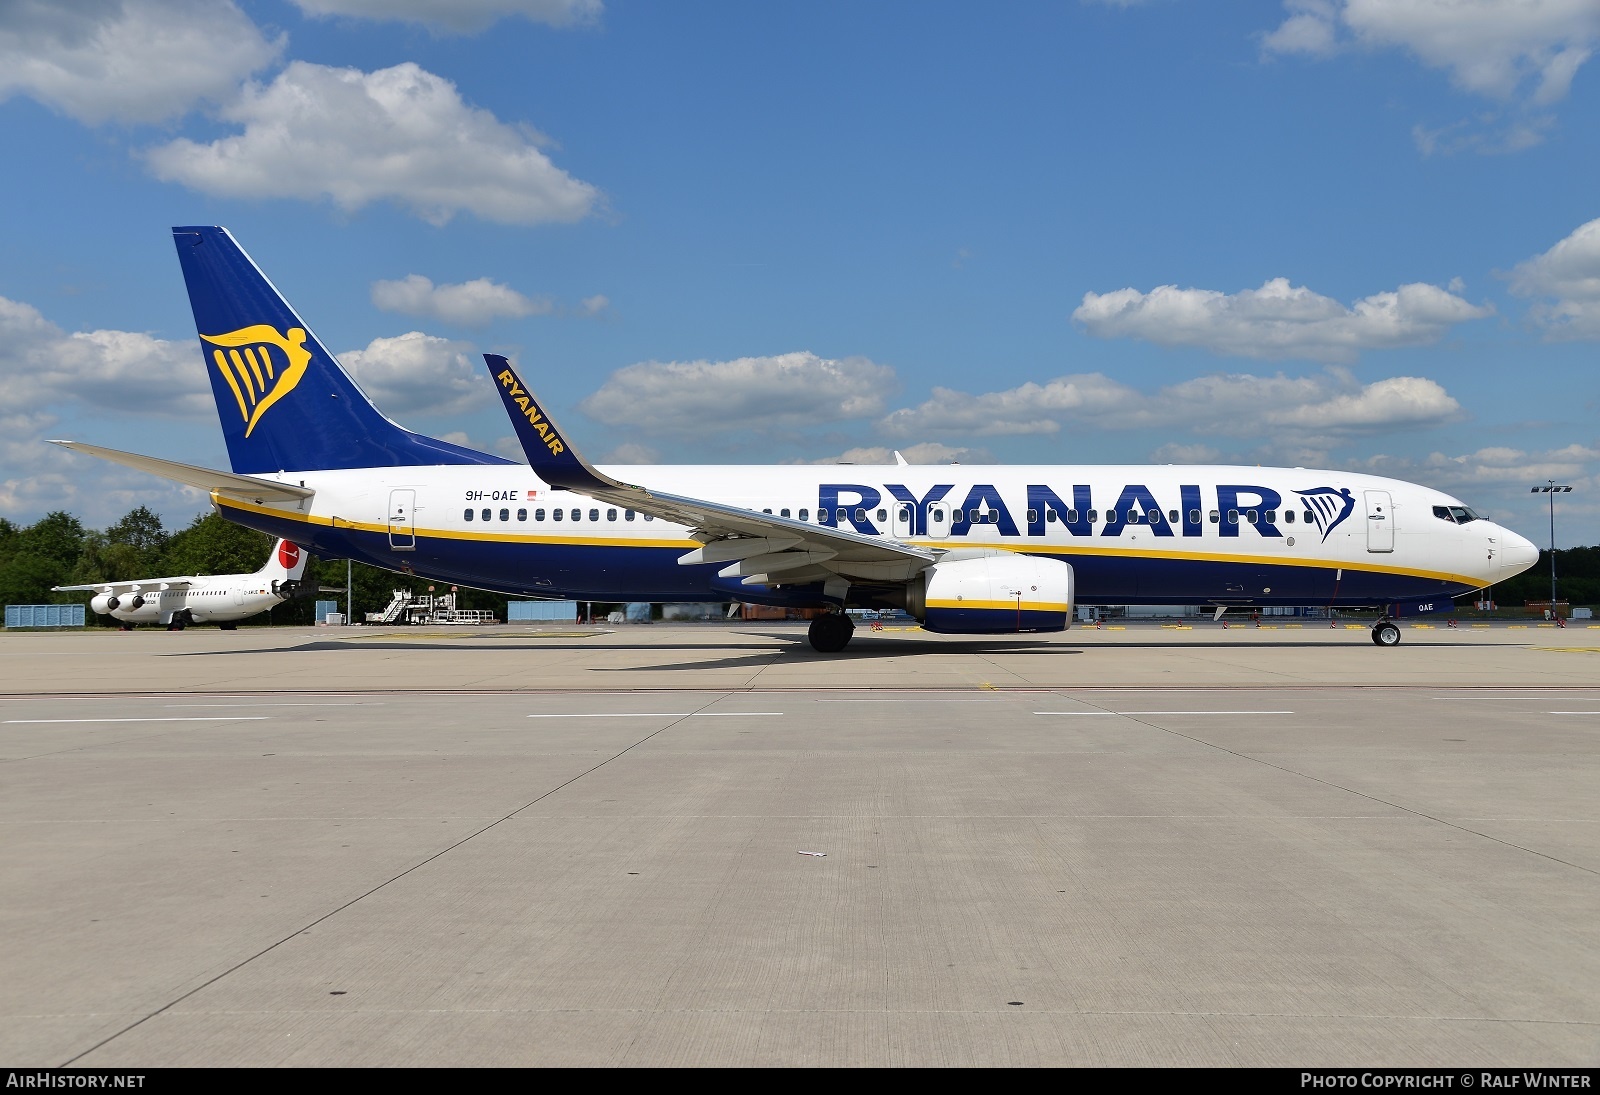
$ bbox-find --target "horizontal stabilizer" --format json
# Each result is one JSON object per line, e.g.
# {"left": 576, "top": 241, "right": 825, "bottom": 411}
{"left": 49, "top": 441, "right": 314, "bottom": 505}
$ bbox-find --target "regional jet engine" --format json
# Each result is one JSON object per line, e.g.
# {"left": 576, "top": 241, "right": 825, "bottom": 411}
{"left": 91, "top": 593, "right": 116, "bottom": 615}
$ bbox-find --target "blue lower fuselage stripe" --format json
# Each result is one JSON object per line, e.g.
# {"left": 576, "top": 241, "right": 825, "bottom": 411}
{"left": 924, "top": 608, "right": 1067, "bottom": 634}
{"left": 230, "top": 509, "right": 1477, "bottom": 606}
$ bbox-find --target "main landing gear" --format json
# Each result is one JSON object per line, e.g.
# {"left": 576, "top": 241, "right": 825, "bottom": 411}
{"left": 1371, "top": 619, "right": 1401, "bottom": 647}
{"left": 166, "top": 610, "right": 193, "bottom": 632}
{"left": 807, "top": 612, "right": 855, "bottom": 653}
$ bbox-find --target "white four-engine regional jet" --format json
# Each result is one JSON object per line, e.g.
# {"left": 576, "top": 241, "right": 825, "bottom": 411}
{"left": 54, "top": 538, "right": 310, "bottom": 630}
{"left": 52, "top": 226, "right": 1540, "bottom": 651}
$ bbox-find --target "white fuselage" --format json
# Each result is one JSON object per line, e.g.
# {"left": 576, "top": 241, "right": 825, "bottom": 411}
{"left": 209, "top": 463, "right": 1540, "bottom": 608}
{"left": 95, "top": 578, "right": 285, "bottom": 625}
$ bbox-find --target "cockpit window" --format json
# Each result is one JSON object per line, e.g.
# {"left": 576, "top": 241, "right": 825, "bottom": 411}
{"left": 1434, "top": 505, "right": 1483, "bottom": 525}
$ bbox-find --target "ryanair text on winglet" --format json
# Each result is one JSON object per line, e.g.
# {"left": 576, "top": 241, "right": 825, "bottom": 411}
{"left": 497, "top": 368, "right": 566, "bottom": 455}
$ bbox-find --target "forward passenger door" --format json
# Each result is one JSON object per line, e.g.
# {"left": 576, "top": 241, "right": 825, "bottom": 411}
{"left": 1365, "top": 490, "right": 1393, "bottom": 553}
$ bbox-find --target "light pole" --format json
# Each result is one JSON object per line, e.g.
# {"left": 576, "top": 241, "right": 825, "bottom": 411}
{"left": 1532, "top": 481, "right": 1573, "bottom": 618}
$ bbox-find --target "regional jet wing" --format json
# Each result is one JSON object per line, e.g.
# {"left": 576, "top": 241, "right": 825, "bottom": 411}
{"left": 48, "top": 441, "right": 315, "bottom": 506}
{"left": 53, "top": 578, "right": 194, "bottom": 593}
{"left": 483, "top": 355, "right": 936, "bottom": 586}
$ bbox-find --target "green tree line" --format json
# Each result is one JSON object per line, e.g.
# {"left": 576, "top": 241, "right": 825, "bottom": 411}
{"left": 4, "top": 507, "right": 1595, "bottom": 624}
{"left": 0, "top": 507, "right": 514, "bottom": 626}
{"left": 1491, "top": 546, "right": 1600, "bottom": 609}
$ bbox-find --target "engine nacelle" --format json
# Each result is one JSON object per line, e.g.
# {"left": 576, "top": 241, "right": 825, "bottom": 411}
{"left": 126, "top": 593, "right": 146, "bottom": 611}
{"left": 909, "top": 554, "right": 1074, "bottom": 634}
{"left": 91, "top": 593, "right": 116, "bottom": 615}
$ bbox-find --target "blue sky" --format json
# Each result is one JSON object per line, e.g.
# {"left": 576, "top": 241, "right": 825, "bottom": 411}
{"left": 1, "top": 0, "right": 1597, "bottom": 544}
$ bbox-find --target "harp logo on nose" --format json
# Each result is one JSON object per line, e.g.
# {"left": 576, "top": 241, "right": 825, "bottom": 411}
{"left": 201, "top": 325, "right": 313, "bottom": 437}
{"left": 1295, "top": 486, "right": 1356, "bottom": 543}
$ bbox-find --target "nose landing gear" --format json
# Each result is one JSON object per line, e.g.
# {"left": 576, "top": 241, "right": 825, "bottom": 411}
{"left": 807, "top": 612, "right": 855, "bottom": 653}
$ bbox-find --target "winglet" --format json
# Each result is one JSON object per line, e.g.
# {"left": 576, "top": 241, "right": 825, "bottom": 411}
{"left": 483, "top": 354, "right": 618, "bottom": 493}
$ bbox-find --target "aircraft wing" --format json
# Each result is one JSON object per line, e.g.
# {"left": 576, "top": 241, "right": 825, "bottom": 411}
{"left": 47, "top": 441, "right": 316, "bottom": 506}
{"left": 54, "top": 578, "right": 194, "bottom": 594}
{"left": 482, "top": 355, "right": 936, "bottom": 587}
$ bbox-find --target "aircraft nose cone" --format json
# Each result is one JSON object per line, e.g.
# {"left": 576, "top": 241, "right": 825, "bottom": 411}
{"left": 1500, "top": 529, "right": 1539, "bottom": 578}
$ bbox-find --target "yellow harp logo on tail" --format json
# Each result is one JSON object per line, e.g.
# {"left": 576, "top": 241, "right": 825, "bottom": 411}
{"left": 200, "top": 325, "right": 313, "bottom": 437}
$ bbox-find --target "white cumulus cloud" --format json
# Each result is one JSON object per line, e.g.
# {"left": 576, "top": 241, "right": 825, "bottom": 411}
{"left": 790, "top": 442, "right": 996, "bottom": 466}
{"left": 880, "top": 375, "right": 1136, "bottom": 438}
{"left": 338, "top": 331, "right": 487, "bottom": 416}
{"left": 600, "top": 442, "right": 660, "bottom": 464}
{"left": 1509, "top": 216, "right": 1600, "bottom": 339}
{"left": 291, "top": 0, "right": 601, "bottom": 34}
{"left": 0, "top": 295, "right": 207, "bottom": 416}
{"left": 372, "top": 275, "right": 553, "bottom": 326}
{"left": 1354, "top": 442, "right": 1600, "bottom": 533}
{"left": 1264, "top": 0, "right": 1600, "bottom": 103}
{"left": 145, "top": 61, "right": 601, "bottom": 226}
{"left": 1073, "top": 277, "right": 1491, "bottom": 362}
{"left": 880, "top": 368, "right": 1462, "bottom": 442}
{"left": 578, "top": 352, "right": 899, "bottom": 438}
{"left": 0, "top": 0, "right": 282, "bottom": 124}
{"left": 0, "top": 292, "right": 221, "bottom": 526}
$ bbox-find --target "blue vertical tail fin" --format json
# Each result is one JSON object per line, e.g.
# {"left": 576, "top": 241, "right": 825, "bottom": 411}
{"left": 171, "top": 226, "right": 512, "bottom": 474}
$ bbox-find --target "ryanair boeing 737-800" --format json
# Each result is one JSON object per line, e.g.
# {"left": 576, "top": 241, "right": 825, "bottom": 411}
{"left": 52, "top": 227, "right": 1539, "bottom": 652}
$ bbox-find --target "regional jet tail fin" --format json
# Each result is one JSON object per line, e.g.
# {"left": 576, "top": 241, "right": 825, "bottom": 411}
{"left": 170, "top": 226, "right": 514, "bottom": 475}
{"left": 257, "top": 539, "right": 310, "bottom": 582}
{"left": 49, "top": 440, "right": 316, "bottom": 507}
{"left": 482, "top": 355, "right": 937, "bottom": 590}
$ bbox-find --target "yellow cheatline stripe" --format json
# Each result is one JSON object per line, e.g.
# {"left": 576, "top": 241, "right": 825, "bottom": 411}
{"left": 927, "top": 599, "right": 1070, "bottom": 612}
{"left": 214, "top": 496, "right": 700, "bottom": 549}
{"left": 900, "top": 538, "right": 1483, "bottom": 587}
{"left": 214, "top": 497, "right": 1482, "bottom": 586}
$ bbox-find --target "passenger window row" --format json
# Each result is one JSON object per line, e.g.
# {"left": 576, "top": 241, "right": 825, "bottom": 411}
{"left": 463, "top": 507, "right": 655, "bottom": 524}
{"left": 456, "top": 500, "right": 1322, "bottom": 530}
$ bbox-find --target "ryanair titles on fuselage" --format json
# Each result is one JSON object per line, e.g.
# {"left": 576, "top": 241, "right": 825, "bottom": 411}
{"left": 814, "top": 481, "right": 1356, "bottom": 542}
{"left": 495, "top": 369, "right": 567, "bottom": 456}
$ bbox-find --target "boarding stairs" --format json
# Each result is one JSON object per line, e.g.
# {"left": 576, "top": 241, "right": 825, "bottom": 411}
{"left": 368, "top": 589, "right": 411, "bottom": 624}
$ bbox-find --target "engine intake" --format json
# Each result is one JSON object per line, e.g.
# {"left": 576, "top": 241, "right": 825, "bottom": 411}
{"left": 909, "top": 554, "right": 1073, "bottom": 634}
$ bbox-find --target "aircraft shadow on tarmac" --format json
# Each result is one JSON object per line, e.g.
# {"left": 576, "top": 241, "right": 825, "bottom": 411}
{"left": 590, "top": 636, "right": 1082, "bottom": 671}
{"left": 160, "top": 635, "right": 1510, "bottom": 661}
{"left": 161, "top": 636, "right": 1075, "bottom": 661}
